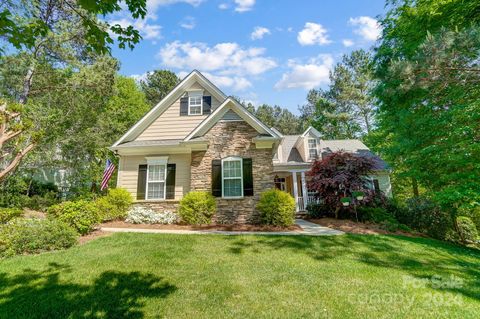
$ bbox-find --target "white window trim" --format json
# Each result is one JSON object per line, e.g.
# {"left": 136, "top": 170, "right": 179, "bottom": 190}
{"left": 188, "top": 91, "right": 203, "bottom": 116}
{"left": 308, "top": 138, "right": 318, "bottom": 159}
{"left": 221, "top": 156, "right": 243, "bottom": 199}
{"left": 145, "top": 157, "right": 168, "bottom": 200}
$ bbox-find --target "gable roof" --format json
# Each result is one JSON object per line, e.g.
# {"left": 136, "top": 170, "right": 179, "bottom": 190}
{"left": 184, "top": 97, "right": 280, "bottom": 141}
{"left": 301, "top": 126, "right": 322, "bottom": 138}
{"left": 320, "top": 140, "right": 389, "bottom": 170}
{"left": 112, "top": 70, "right": 227, "bottom": 147}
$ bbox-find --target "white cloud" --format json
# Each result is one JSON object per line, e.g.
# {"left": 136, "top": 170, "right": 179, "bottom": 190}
{"left": 145, "top": 0, "right": 203, "bottom": 20}
{"left": 275, "top": 55, "right": 334, "bottom": 90}
{"left": 157, "top": 41, "right": 277, "bottom": 76}
{"left": 297, "top": 22, "right": 331, "bottom": 46}
{"left": 110, "top": 18, "right": 162, "bottom": 40}
{"left": 349, "top": 16, "right": 381, "bottom": 41}
{"left": 203, "top": 72, "right": 252, "bottom": 91}
{"left": 342, "top": 39, "right": 354, "bottom": 47}
{"left": 130, "top": 73, "right": 149, "bottom": 82}
{"left": 234, "top": 0, "right": 255, "bottom": 12}
{"left": 180, "top": 16, "right": 196, "bottom": 29}
{"left": 147, "top": 0, "right": 203, "bottom": 11}
{"left": 287, "top": 27, "right": 293, "bottom": 32}
{"left": 250, "top": 27, "right": 271, "bottom": 40}
{"left": 158, "top": 41, "right": 276, "bottom": 92}
{"left": 218, "top": 3, "right": 229, "bottom": 9}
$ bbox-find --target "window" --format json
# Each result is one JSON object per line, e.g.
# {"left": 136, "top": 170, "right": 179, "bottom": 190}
{"left": 308, "top": 138, "right": 318, "bottom": 159}
{"left": 274, "top": 176, "right": 286, "bottom": 191}
{"left": 146, "top": 164, "right": 166, "bottom": 200}
{"left": 222, "top": 157, "right": 243, "bottom": 198}
{"left": 188, "top": 94, "right": 203, "bottom": 115}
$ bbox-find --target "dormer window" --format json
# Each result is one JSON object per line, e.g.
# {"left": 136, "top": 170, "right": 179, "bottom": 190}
{"left": 308, "top": 138, "right": 318, "bottom": 159}
{"left": 188, "top": 92, "right": 203, "bottom": 115}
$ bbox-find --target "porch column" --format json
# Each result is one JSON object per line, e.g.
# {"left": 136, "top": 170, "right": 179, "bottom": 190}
{"left": 292, "top": 171, "right": 299, "bottom": 212}
{"left": 301, "top": 171, "right": 307, "bottom": 207}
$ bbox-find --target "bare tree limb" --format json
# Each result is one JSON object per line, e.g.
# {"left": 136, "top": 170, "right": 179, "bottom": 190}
{"left": 0, "top": 143, "right": 35, "bottom": 181}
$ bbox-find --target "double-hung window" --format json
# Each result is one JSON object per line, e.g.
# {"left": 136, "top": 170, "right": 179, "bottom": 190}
{"left": 222, "top": 157, "right": 243, "bottom": 198}
{"left": 146, "top": 157, "right": 167, "bottom": 200}
{"left": 308, "top": 138, "right": 318, "bottom": 159}
{"left": 188, "top": 92, "right": 203, "bottom": 115}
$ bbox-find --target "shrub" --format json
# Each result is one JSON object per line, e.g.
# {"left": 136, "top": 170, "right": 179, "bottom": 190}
{"left": 96, "top": 188, "right": 133, "bottom": 221}
{"left": 0, "top": 218, "right": 77, "bottom": 258}
{"left": 459, "top": 205, "right": 480, "bottom": 232}
{"left": 0, "top": 208, "right": 23, "bottom": 224}
{"left": 456, "top": 216, "right": 479, "bottom": 244}
{"left": 393, "top": 197, "right": 452, "bottom": 240}
{"left": 306, "top": 202, "right": 330, "bottom": 218}
{"left": 257, "top": 189, "right": 296, "bottom": 227}
{"left": 178, "top": 191, "right": 216, "bottom": 225}
{"left": 358, "top": 206, "right": 396, "bottom": 224}
{"left": 47, "top": 200, "right": 100, "bottom": 235}
{"left": 125, "top": 207, "right": 179, "bottom": 224}
{"left": 24, "top": 192, "right": 60, "bottom": 211}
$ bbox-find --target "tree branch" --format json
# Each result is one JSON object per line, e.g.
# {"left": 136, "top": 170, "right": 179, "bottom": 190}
{"left": 0, "top": 143, "right": 36, "bottom": 181}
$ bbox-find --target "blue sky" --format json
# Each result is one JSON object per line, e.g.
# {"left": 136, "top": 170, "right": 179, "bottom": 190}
{"left": 110, "top": 0, "right": 386, "bottom": 114}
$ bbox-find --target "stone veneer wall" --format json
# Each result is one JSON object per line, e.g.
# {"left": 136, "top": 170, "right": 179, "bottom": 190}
{"left": 133, "top": 201, "right": 179, "bottom": 212}
{"left": 190, "top": 120, "right": 274, "bottom": 224}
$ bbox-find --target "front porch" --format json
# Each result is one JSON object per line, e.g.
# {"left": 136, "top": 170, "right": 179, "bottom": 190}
{"left": 274, "top": 170, "right": 317, "bottom": 212}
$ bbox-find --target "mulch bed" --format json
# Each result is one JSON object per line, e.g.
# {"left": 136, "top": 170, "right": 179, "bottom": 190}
{"left": 308, "top": 218, "right": 423, "bottom": 237}
{"left": 101, "top": 220, "right": 302, "bottom": 232}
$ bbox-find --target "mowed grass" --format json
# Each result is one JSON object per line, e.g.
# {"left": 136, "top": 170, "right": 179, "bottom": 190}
{"left": 0, "top": 233, "right": 479, "bottom": 318}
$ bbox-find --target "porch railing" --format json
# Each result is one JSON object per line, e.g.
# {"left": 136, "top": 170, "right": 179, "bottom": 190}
{"left": 297, "top": 192, "right": 320, "bottom": 212}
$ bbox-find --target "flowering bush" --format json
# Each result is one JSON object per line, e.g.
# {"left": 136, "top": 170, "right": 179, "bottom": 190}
{"left": 125, "top": 206, "right": 179, "bottom": 224}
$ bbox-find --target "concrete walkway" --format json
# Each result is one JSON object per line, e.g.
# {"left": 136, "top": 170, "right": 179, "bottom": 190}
{"left": 100, "top": 219, "right": 344, "bottom": 236}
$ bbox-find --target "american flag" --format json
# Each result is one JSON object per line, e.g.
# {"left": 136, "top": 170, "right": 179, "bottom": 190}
{"left": 101, "top": 159, "right": 116, "bottom": 191}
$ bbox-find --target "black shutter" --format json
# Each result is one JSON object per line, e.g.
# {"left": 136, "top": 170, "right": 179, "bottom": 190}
{"left": 203, "top": 96, "right": 212, "bottom": 115}
{"left": 166, "top": 164, "right": 176, "bottom": 199}
{"left": 180, "top": 97, "right": 188, "bottom": 116}
{"left": 211, "top": 159, "right": 222, "bottom": 197}
{"left": 243, "top": 158, "right": 253, "bottom": 196}
{"left": 137, "top": 165, "right": 147, "bottom": 200}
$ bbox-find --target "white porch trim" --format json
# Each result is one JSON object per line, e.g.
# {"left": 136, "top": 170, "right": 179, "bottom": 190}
{"left": 292, "top": 171, "right": 299, "bottom": 212}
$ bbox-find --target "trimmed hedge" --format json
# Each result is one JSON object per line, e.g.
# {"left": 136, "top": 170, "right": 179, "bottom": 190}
{"left": 47, "top": 200, "right": 100, "bottom": 235}
{"left": 96, "top": 188, "right": 133, "bottom": 221}
{"left": 257, "top": 189, "right": 295, "bottom": 227}
{"left": 178, "top": 191, "right": 216, "bottom": 225}
{"left": 0, "top": 218, "right": 77, "bottom": 258}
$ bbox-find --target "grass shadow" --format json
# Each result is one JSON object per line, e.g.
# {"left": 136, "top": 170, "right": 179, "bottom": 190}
{"left": 224, "top": 233, "right": 480, "bottom": 301}
{"left": 0, "top": 262, "right": 176, "bottom": 318}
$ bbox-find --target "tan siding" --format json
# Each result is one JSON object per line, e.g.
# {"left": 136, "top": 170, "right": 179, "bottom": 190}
{"left": 136, "top": 85, "right": 222, "bottom": 141}
{"left": 369, "top": 173, "right": 392, "bottom": 198}
{"left": 296, "top": 137, "right": 307, "bottom": 162}
{"left": 117, "top": 154, "right": 191, "bottom": 201}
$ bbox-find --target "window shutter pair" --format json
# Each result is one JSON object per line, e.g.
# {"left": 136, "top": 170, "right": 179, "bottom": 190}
{"left": 136, "top": 164, "right": 176, "bottom": 200}
{"left": 211, "top": 158, "right": 253, "bottom": 197}
{"left": 179, "top": 96, "right": 212, "bottom": 116}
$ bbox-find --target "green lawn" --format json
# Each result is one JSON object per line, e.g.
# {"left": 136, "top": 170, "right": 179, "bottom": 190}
{"left": 0, "top": 233, "right": 479, "bottom": 318}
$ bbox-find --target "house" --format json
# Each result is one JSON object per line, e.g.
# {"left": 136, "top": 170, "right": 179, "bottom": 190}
{"left": 111, "top": 70, "right": 391, "bottom": 223}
